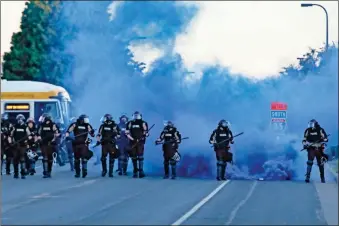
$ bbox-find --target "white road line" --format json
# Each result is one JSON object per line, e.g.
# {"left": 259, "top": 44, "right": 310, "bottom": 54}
{"left": 2, "top": 179, "right": 97, "bottom": 214}
{"left": 171, "top": 180, "right": 231, "bottom": 226}
{"left": 224, "top": 180, "right": 258, "bottom": 225}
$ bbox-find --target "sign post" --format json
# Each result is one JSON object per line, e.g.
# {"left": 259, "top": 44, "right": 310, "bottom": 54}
{"left": 270, "top": 102, "right": 287, "bottom": 132}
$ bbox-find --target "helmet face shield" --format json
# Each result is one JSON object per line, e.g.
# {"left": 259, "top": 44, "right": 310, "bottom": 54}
{"left": 133, "top": 112, "right": 142, "bottom": 120}
{"left": 308, "top": 121, "right": 315, "bottom": 128}
{"left": 84, "top": 117, "right": 90, "bottom": 124}
{"left": 308, "top": 119, "right": 316, "bottom": 128}
{"left": 120, "top": 115, "right": 128, "bottom": 123}
{"left": 163, "top": 120, "right": 173, "bottom": 127}
{"left": 101, "top": 114, "right": 112, "bottom": 123}
{"left": 16, "top": 114, "right": 25, "bottom": 124}
{"left": 1, "top": 113, "right": 8, "bottom": 120}
{"left": 220, "top": 120, "right": 231, "bottom": 128}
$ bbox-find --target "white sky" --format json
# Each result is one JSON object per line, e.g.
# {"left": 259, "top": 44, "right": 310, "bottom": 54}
{"left": 1, "top": 1, "right": 27, "bottom": 60}
{"left": 2, "top": 1, "right": 338, "bottom": 79}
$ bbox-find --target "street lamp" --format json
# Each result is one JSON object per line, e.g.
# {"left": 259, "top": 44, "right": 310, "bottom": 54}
{"left": 301, "top": 3, "right": 329, "bottom": 51}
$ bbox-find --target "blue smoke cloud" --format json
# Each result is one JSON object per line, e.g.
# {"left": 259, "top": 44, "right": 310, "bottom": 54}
{"left": 58, "top": 1, "right": 338, "bottom": 181}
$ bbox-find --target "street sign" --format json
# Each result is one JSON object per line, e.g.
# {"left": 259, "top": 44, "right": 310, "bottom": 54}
{"left": 270, "top": 102, "right": 288, "bottom": 132}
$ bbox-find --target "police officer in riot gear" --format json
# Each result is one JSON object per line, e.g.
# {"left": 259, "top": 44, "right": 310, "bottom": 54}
{"left": 1, "top": 113, "right": 14, "bottom": 175}
{"left": 117, "top": 114, "right": 129, "bottom": 175}
{"left": 126, "top": 111, "right": 149, "bottom": 178}
{"left": 11, "top": 114, "right": 30, "bottom": 179}
{"left": 96, "top": 114, "right": 120, "bottom": 177}
{"left": 155, "top": 121, "right": 182, "bottom": 179}
{"left": 65, "top": 114, "right": 95, "bottom": 178}
{"left": 25, "top": 117, "right": 39, "bottom": 175}
{"left": 302, "top": 119, "right": 328, "bottom": 183}
{"left": 65, "top": 117, "right": 76, "bottom": 171}
{"left": 37, "top": 113, "right": 60, "bottom": 178}
{"left": 209, "top": 120, "right": 234, "bottom": 181}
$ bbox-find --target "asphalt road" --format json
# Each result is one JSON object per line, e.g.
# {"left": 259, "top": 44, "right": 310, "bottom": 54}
{"left": 1, "top": 163, "right": 338, "bottom": 225}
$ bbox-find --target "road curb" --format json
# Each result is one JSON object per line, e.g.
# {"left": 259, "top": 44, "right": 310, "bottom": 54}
{"left": 326, "top": 163, "right": 338, "bottom": 183}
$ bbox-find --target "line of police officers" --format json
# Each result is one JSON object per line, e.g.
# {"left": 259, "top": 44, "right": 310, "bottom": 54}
{"left": 0, "top": 110, "right": 330, "bottom": 183}
{"left": 1, "top": 113, "right": 59, "bottom": 179}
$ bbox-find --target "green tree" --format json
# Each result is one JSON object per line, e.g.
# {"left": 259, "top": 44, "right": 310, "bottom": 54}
{"left": 2, "top": 1, "right": 50, "bottom": 81}
{"left": 2, "top": 0, "right": 74, "bottom": 86}
{"left": 39, "top": 0, "right": 76, "bottom": 86}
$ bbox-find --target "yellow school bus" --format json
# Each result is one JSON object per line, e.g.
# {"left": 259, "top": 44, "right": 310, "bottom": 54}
{"left": 1, "top": 79, "right": 73, "bottom": 126}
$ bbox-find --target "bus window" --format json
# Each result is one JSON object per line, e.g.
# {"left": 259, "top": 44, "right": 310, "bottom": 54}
{"left": 60, "top": 100, "right": 71, "bottom": 123}
{"left": 34, "top": 101, "right": 60, "bottom": 123}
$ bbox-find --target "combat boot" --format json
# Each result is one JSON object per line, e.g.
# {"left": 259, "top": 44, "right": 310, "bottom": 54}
{"left": 82, "top": 169, "right": 88, "bottom": 178}
{"left": 163, "top": 163, "right": 169, "bottom": 179}
{"left": 171, "top": 164, "right": 176, "bottom": 180}
{"left": 305, "top": 161, "right": 312, "bottom": 183}
{"left": 216, "top": 163, "right": 222, "bottom": 181}
{"left": 101, "top": 157, "right": 107, "bottom": 177}
{"left": 319, "top": 165, "right": 325, "bottom": 183}
{"left": 108, "top": 159, "right": 114, "bottom": 178}
{"left": 221, "top": 163, "right": 227, "bottom": 181}
{"left": 138, "top": 157, "right": 145, "bottom": 178}
{"left": 82, "top": 159, "right": 88, "bottom": 178}
{"left": 74, "top": 159, "right": 81, "bottom": 178}
{"left": 132, "top": 159, "right": 138, "bottom": 178}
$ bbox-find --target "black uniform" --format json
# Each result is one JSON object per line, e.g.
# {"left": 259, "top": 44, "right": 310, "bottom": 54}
{"left": 155, "top": 122, "right": 181, "bottom": 179}
{"left": 302, "top": 119, "right": 328, "bottom": 183}
{"left": 1, "top": 114, "right": 14, "bottom": 175}
{"left": 38, "top": 116, "right": 59, "bottom": 178}
{"left": 97, "top": 114, "right": 120, "bottom": 177}
{"left": 26, "top": 119, "right": 39, "bottom": 175}
{"left": 209, "top": 120, "right": 234, "bottom": 181}
{"left": 12, "top": 115, "right": 29, "bottom": 179}
{"left": 66, "top": 114, "right": 95, "bottom": 178}
{"left": 117, "top": 115, "right": 129, "bottom": 175}
{"left": 126, "top": 112, "right": 149, "bottom": 178}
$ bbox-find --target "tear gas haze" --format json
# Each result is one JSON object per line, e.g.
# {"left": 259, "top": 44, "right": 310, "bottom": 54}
{"left": 57, "top": 1, "right": 338, "bottom": 181}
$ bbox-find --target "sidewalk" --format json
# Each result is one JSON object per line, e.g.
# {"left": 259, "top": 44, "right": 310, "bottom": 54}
{"left": 327, "top": 159, "right": 338, "bottom": 183}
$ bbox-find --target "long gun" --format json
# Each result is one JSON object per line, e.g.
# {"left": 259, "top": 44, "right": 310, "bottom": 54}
{"left": 210, "top": 132, "right": 244, "bottom": 148}
{"left": 155, "top": 137, "right": 189, "bottom": 145}
{"left": 131, "top": 123, "right": 155, "bottom": 149}
{"left": 300, "top": 134, "right": 330, "bottom": 152}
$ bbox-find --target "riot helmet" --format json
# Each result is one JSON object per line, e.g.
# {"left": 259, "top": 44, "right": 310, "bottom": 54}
{"left": 132, "top": 111, "right": 142, "bottom": 120}
{"left": 1, "top": 113, "right": 9, "bottom": 121}
{"left": 78, "top": 114, "right": 90, "bottom": 124}
{"left": 100, "top": 114, "right": 113, "bottom": 123}
{"left": 308, "top": 119, "right": 318, "bottom": 129}
{"left": 26, "top": 117, "right": 35, "bottom": 128}
{"left": 163, "top": 120, "right": 174, "bottom": 128}
{"left": 16, "top": 114, "right": 26, "bottom": 125}
{"left": 119, "top": 114, "right": 128, "bottom": 123}
{"left": 219, "top": 119, "right": 231, "bottom": 129}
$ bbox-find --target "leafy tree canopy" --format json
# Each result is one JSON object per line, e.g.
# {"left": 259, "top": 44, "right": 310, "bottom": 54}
{"left": 2, "top": 0, "right": 74, "bottom": 86}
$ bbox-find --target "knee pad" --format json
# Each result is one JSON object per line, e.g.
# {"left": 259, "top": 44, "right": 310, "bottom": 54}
{"left": 169, "top": 160, "right": 176, "bottom": 166}
{"left": 217, "top": 160, "right": 223, "bottom": 166}
{"left": 137, "top": 156, "right": 144, "bottom": 161}
{"left": 307, "top": 160, "right": 313, "bottom": 166}
{"left": 221, "top": 161, "right": 227, "bottom": 167}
